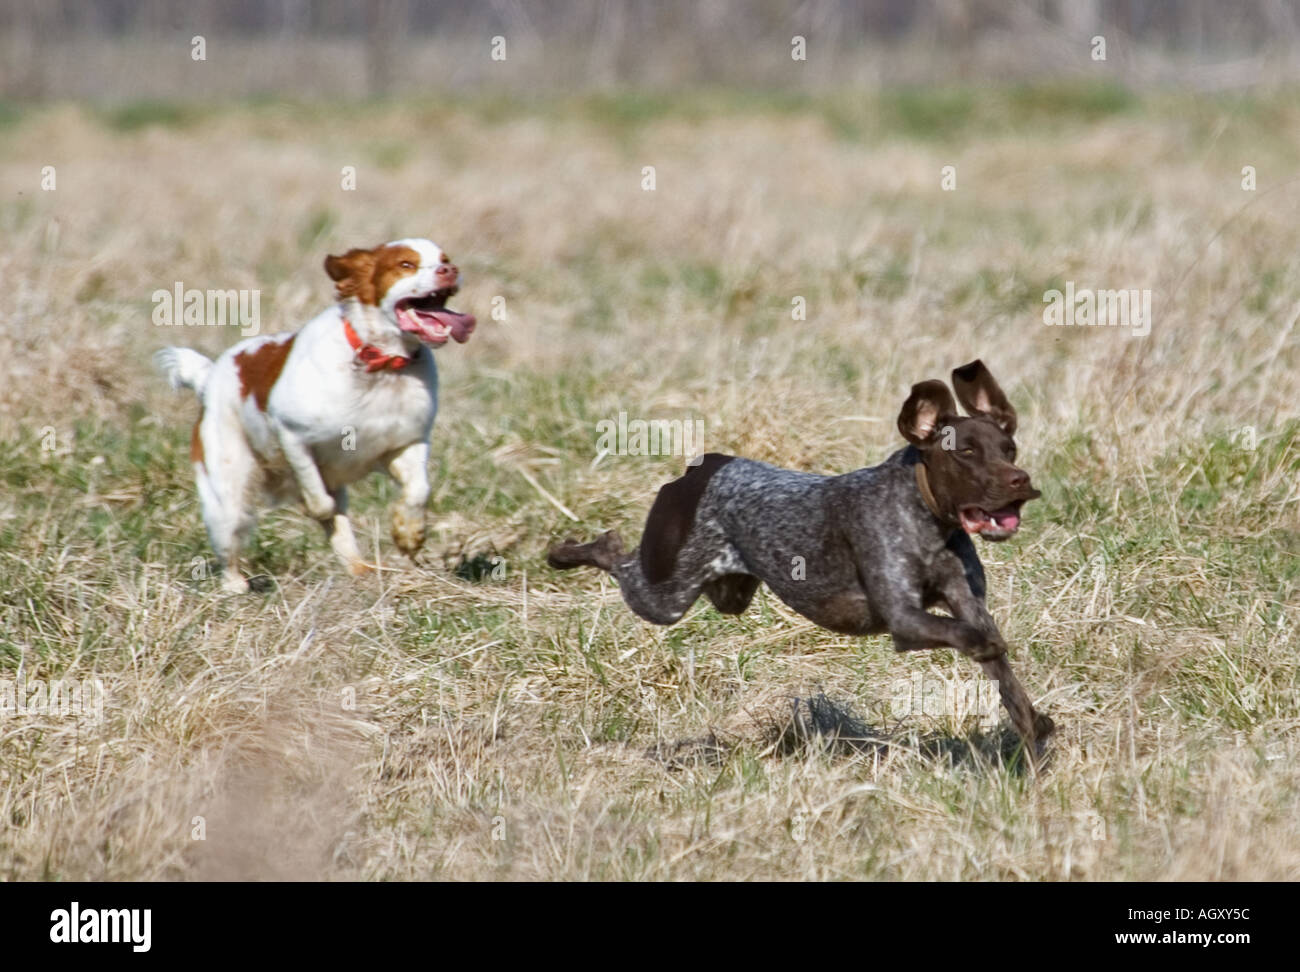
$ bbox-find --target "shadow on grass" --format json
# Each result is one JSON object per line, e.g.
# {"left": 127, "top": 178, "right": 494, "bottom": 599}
{"left": 775, "top": 692, "right": 1045, "bottom": 775}
{"left": 646, "top": 691, "right": 1047, "bottom": 776}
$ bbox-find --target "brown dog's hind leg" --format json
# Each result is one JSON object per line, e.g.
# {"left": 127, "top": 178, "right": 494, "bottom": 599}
{"left": 548, "top": 529, "right": 714, "bottom": 626}
{"left": 546, "top": 530, "right": 625, "bottom": 572}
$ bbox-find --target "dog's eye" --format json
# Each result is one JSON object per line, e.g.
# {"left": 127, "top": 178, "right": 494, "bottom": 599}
{"left": 960, "top": 447, "right": 975, "bottom": 456}
{"left": 400, "top": 261, "right": 416, "bottom": 270}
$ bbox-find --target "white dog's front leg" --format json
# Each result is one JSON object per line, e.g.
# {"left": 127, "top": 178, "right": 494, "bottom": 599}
{"left": 275, "top": 423, "right": 336, "bottom": 521}
{"left": 322, "top": 487, "right": 373, "bottom": 576}
{"left": 388, "top": 442, "right": 431, "bottom": 559}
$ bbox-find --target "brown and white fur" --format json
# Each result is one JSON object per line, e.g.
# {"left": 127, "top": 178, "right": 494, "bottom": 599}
{"left": 156, "top": 238, "right": 475, "bottom": 593}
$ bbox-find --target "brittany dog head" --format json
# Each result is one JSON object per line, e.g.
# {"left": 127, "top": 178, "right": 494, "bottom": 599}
{"left": 324, "top": 238, "right": 476, "bottom": 347}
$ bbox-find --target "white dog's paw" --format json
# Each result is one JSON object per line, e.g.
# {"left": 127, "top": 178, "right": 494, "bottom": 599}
{"left": 221, "top": 568, "right": 250, "bottom": 594}
{"left": 391, "top": 505, "right": 427, "bottom": 557}
{"left": 303, "top": 493, "right": 337, "bottom": 521}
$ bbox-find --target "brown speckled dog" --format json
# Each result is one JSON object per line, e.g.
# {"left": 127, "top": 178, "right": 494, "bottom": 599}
{"left": 549, "top": 360, "right": 1054, "bottom": 752}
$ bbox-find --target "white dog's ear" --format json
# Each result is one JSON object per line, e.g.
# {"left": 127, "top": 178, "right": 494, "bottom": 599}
{"left": 324, "top": 248, "right": 377, "bottom": 302}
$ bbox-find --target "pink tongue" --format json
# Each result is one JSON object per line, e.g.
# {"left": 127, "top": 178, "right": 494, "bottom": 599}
{"left": 426, "top": 308, "right": 475, "bottom": 343}
{"left": 991, "top": 507, "right": 1020, "bottom": 531}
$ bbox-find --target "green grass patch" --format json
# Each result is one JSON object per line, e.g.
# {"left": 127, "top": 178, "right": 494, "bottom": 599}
{"left": 98, "top": 99, "right": 203, "bottom": 132}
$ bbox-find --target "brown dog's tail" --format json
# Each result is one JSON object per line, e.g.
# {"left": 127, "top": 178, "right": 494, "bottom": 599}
{"left": 546, "top": 531, "right": 625, "bottom": 573}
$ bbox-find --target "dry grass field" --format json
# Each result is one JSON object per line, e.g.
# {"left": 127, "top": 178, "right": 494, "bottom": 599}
{"left": 0, "top": 86, "right": 1297, "bottom": 880}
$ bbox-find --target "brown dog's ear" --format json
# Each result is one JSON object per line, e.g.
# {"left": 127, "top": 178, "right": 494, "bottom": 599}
{"left": 323, "top": 248, "right": 377, "bottom": 303}
{"left": 951, "top": 359, "right": 1016, "bottom": 435}
{"left": 898, "top": 379, "right": 958, "bottom": 446}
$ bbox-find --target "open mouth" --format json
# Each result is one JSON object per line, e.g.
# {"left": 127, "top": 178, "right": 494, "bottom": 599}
{"left": 959, "top": 500, "right": 1027, "bottom": 540}
{"left": 394, "top": 288, "right": 476, "bottom": 346}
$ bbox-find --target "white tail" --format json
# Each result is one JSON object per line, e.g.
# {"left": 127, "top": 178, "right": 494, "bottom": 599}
{"left": 154, "top": 347, "right": 214, "bottom": 397}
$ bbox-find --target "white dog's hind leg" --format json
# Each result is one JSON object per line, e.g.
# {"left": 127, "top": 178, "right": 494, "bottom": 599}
{"left": 195, "top": 429, "right": 258, "bottom": 594}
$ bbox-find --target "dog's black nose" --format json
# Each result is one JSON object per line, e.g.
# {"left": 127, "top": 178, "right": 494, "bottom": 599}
{"left": 1007, "top": 470, "right": 1029, "bottom": 491}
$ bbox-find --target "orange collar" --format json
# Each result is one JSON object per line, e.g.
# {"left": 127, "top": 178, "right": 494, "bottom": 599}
{"left": 342, "top": 318, "right": 413, "bottom": 372}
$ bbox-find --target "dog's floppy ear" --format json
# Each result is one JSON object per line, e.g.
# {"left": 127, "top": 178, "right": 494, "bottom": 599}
{"left": 951, "top": 359, "right": 1016, "bottom": 435}
{"left": 898, "top": 379, "right": 958, "bottom": 446}
{"left": 323, "top": 248, "right": 378, "bottom": 303}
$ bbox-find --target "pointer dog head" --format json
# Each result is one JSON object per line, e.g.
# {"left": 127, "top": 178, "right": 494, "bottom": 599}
{"left": 897, "top": 359, "right": 1041, "bottom": 541}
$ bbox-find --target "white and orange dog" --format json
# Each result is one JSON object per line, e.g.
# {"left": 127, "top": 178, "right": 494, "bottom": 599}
{"left": 157, "top": 238, "right": 475, "bottom": 592}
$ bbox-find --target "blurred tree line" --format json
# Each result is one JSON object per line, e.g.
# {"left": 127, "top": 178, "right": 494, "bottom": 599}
{"left": 3, "top": 0, "right": 1297, "bottom": 97}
